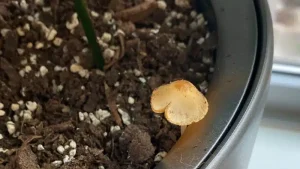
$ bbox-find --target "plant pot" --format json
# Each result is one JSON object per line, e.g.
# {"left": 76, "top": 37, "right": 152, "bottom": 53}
{"left": 156, "top": 0, "right": 273, "bottom": 168}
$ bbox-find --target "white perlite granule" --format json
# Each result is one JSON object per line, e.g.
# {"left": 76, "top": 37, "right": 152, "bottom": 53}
{"left": 69, "top": 140, "right": 76, "bottom": 149}
{"left": 57, "top": 145, "right": 65, "bottom": 154}
{"left": 37, "top": 144, "right": 45, "bottom": 151}
{"left": 117, "top": 108, "right": 131, "bottom": 125}
{"left": 11, "top": 103, "right": 20, "bottom": 111}
{"left": 89, "top": 113, "right": 100, "bottom": 126}
{"left": 0, "top": 110, "right": 5, "bottom": 116}
{"left": 26, "top": 101, "right": 37, "bottom": 112}
{"left": 128, "top": 96, "right": 135, "bottom": 104}
{"left": 66, "top": 13, "right": 79, "bottom": 31}
{"left": 70, "top": 64, "right": 83, "bottom": 73}
{"left": 157, "top": 0, "right": 167, "bottom": 10}
{"left": 154, "top": 151, "right": 167, "bottom": 162}
{"left": 40, "top": 66, "right": 49, "bottom": 76}
{"left": 110, "top": 126, "right": 121, "bottom": 133}
{"left": 95, "top": 109, "right": 111, "bottom": 121}
{"left": 52, "top": 160, "right": 63, "bottom": 167}
{"left": 6, "top": 121, "right": 16, "bottom": 135}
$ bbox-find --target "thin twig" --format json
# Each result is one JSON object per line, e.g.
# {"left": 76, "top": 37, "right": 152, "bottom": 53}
{"left": 104, "top": 82, "right": 123, "bottom": 127}
{"left": 114, "top": 0, "right": 158, "bottom": 22}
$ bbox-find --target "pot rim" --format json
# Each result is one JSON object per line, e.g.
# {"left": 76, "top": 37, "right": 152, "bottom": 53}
{"left": 156, "top": 0, "right": 273, "bottom": 168}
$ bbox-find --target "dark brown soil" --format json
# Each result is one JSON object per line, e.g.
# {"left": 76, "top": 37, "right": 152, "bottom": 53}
{"left": 0, "top": 0, "right": 216, "bottom": 169}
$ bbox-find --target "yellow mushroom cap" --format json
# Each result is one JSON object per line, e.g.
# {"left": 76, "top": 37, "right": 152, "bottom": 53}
{"left": 151, "top": 80, "right": 209, "bottom": 126}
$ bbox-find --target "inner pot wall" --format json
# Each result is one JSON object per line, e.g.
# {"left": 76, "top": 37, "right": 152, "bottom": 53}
{"left": 156, "top": 0, "right": 273, "bottom": 168}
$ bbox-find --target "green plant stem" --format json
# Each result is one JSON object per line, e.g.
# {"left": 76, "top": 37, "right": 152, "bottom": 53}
{"left": 74, "top": 0, "right": 104, "bottom": 69}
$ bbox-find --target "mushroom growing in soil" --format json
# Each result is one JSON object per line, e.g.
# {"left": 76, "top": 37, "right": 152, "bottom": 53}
{"left": 151, "top": 80, "right": 209, "bottom": 126}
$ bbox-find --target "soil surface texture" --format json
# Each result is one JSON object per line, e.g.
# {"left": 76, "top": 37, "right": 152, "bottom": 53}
{"left": 0, "top": 0, "right": 216, "bottom": 168}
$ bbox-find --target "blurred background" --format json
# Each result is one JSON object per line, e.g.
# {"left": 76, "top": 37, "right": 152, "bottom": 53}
{"left": 248, "top": 0, "right": 300, "bottom": 169}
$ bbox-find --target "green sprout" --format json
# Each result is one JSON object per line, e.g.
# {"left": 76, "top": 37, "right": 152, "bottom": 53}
{"left": 74, "top": 0, "right": 104, "bottom": 69}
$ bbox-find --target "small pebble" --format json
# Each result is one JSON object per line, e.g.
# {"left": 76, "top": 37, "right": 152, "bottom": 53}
{"left": 134, "top": 69, "right": 141, "bottom": 76}
{"left": 30, "top": 54, "right": 37, "bottom": 64}
{"left": 25, "top": 65, "right": 32, "bottom": 73}
{"left": 101, "top": 32, "right": 112, "bottom": 43}
{"left": 37, "top": 144, "right": 45, "bottom": 151}
{"left": 35, "top": 41, "right": 44, "bottom": 49}
{"left": 54, "top": 66, "right": 63, "bottom": 72}
{"left": 70, "top": 64, "right": 83, "bottom": 73}
{"left": 64, "top": 145, "right": 70, "bottom": 150}
{"left": 35, "top": 0, "right": 44, "bottom": 6}
{"left": 190, "top": 10, "right": 197, "bottom": 18}
{"left": 53, "top": 37, "right": 63, "bottom": 46}
{"left": 103, "top": 48, "right": 115, "bottom": 59}
{"left": 157, "top": 0, "right": 167, "bottom": 10}
{"left": 175, "top": 0, "right": 191, "bottom": 8}
{"left": 6, "top": 121, "right": 16, "bottom": 135}
{"left": 57, "top": 85, "right": 64, "bottom": 92}
{"left": 18, "top": 100, "right": 24, "bottom": 106}
{"left": 20, "top": 0, "right": 29, "bottom": 10}
{"left": 27, "top": 42, "right": 33, "bottom": 49}
{"left": 205, "top": 32, "right": 210, "bottom": 39}
{"left": 23, "top": 110, "right": 32, "bottom": 121}
{"left": 57, "top": 145, "right": 65, "bottom": 154}
{"left": 91, "top": 11, "right": 99, "bottom": 18}
{"left": 0, "top": 134, "right": 3, "bottom": 140}
{"left": 42, "top": 7, "right": 51, "bottom": 12}
{"left": 117, "top": 108, "right": 131, "bottom": 125}
{"left": 89, "top": 113, "right": 100, "bottom": 126}
{"left": 20, "top": 58, "right": 28, "bottom": 65}
{"left": 110, "top": 126, "right": 121, "bottom": 133}
{"left": 26, "top": 101, "right": 37, "bottom": 112}
{"left": 154, "top": 151, "right": 167, "bottom": 162}
{"left": 46, "top": 29, "right": 57, "bottom": 41}
{"left": 103, "top": 12, "right": 113, "bottom": 24}
{"left": 69, "top": 149, "right": 76, "bottom": 157}
{"left": 23, "top": 23, "right": 30, "bottom": 31}
{"left": 139, "top": 77, "right": 146, "bottom": 83}
{"left": 0, "top": 110, "right": 5, "bottom": 116}
{"left": 99, "top": 166, "right": 105, "bottom": 169}
{"left": 40, "top": 66, "right": 49, "bottom": 76}
{"left": 69, "top": 140, "right": 76, "bottom": 149}
{"left": 63, "top": 155, "right": 71, "bottom": 163}
{"left": 17, "top": 48, "right": 25, "bottom": 55}
{"left": 114, "top": 82, "right": 120, "bottom": 87}
{"left": 66, "top": 13, "right": 79, "bottom": 30}
{"left": 103, "top": 132, "right": 107, "bottom": 137}
{"left": 197, "top": 37, "right": 205, "bottom": 45}
{"left": 170, "top": 11, "right": 177, "bottom": 18}
{"left": 16, "top": 27, "right": 25, "bottom": 36}
{"left": 13, "top": 114, "right": 19, "bottom": 122}
{"left": 11, "top": 104, "right": 20, "bottom": 111}
{"left": 128, "top": 97, "right": 135, "bottom": 104}
{"left": 199, "top": 81, "right": 208, "bottom": 92}
{"left": 95, "top": 109, "right": 111, "bottom": 121}
{"left": 189, "top": 21, "right": 198, "bottom": 30}
{"left": 1, "top": 28, "right": 10, "bottom": 37}
{"left": 0, "top": 103, "right": 4, "bottom": 109}
{"left": 74, "top": 56, "right": 80, "bottom": 63}
{"left": 78, "top": 69, "right": 89, "bottom": 78}
{"left": 52, "top": 160, "right": 63, "bottom": 167}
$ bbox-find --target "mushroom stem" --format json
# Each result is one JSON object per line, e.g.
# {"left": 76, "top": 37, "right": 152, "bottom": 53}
{"left": 181, "top": 125, "right": 187, "bottom": 135}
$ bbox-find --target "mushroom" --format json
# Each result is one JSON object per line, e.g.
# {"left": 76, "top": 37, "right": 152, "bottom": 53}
{"left": 151, "top": 80, "right": 208, "bottom": 126}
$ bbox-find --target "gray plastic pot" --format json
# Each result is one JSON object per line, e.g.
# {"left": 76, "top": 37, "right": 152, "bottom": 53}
{"left": 156, "top": 0, "right": 273, "bottom": 169}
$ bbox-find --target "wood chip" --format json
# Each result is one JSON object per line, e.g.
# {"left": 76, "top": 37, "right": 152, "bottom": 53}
{"left": 114, "top": 0, "right": 158, "bottom": 22}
